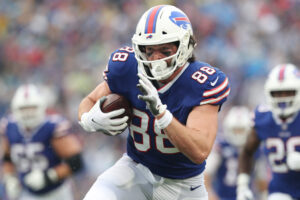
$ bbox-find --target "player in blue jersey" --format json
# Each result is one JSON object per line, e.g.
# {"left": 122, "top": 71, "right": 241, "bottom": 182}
{"left": 237, "top": 63, "right": 300, "bottom": 200}
{"left": 78, "top": 5, "right": 230, "bottom": 200}
{"left": 205, "top": 106, "right": 268, "bottom": 200}
{"left": 1, "top": 84, "right": 83, "bottom": 200}
{"left": 205, "top": 106, "right": 252, "bottom": 200}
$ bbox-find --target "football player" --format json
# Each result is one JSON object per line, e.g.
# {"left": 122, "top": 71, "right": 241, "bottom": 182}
{"left": 78, "top": 5, "right": 230, "bottom": 200}
{"left": 1, "top": 84, "right": 83, "bottom": 200}
{"left": 237, "top": 64, "right": 300, "bottom": 200}
{"left": 205, "top": 106, "right": 267, "bottom": 200}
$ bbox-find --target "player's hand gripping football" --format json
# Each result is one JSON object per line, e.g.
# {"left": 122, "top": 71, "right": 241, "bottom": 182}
{"left": 137, "top": 73, "right": 167, "bottom": 116}
{"left": 79, "top": 96, "right": 128, "bottom": 136}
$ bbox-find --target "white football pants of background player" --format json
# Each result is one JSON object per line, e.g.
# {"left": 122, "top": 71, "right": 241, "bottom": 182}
{"left": 268, "top": 193, "right": 295, "bottom": 200}
{"left": 19, "top": 181, "right": 73, "bottom": 200}
{"left": 83, "top": 154, "right": 208, "bottom": 200}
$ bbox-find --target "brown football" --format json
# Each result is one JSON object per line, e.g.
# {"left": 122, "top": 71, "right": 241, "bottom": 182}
{"left": 100, "top": 94, "right": 132, "bottom": 125}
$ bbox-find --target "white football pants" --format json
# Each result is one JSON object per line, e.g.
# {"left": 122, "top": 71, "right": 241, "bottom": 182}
{"left": 268, "top": 193, "right": 294, "bottom": 200}
{"left": 83, "top": 154, "right": 208, "bottom": 200}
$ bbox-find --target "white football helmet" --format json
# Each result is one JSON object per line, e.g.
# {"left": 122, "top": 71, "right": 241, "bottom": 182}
{"left": 223, "top": 106, "right": 251, "bottom": 147}
{"left": 11, "top": 84, "right": 47, "bottom": 129}
{"left": 264, "top": 63, "right": 300, "bottom": 117}
{"left": 132, "top": 5, "right": 195, "bottom": 80}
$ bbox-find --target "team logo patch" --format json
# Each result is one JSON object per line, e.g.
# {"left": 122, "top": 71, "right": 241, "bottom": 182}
{"left": 169, "top": 11, "right": 191, "bottom": 29}
{"left": 294, "top": 69, "right": 300, "bottom": 78}
{"left": 146, "top": 35, "right": 153, "bottom": 39}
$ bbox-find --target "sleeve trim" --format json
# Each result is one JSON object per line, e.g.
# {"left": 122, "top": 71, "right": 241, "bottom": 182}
{"left": 200, "top": 88, "right": 230, "bottom": 105}
{"left": 203, "top": 77, "right": 228, "bottom": 97}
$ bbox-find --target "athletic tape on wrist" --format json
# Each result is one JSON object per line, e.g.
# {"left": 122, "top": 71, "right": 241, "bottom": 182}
{"left": 156, "top": 110, "right": 173, "bottom": 130}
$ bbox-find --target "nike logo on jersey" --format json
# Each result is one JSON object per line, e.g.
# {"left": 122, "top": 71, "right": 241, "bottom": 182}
{"left": 190, "top": 185, "right": 201, "bottom": 191}
{"left": 210, "top": 76, "right": 219, "bottom": 86}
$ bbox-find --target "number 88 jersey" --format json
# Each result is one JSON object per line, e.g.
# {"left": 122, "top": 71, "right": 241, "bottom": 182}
{"left": 104, "top": 47, "right": 230, "bottom": 179}
{"left": 254, "top": 105, "right": 300, "bottom": 198}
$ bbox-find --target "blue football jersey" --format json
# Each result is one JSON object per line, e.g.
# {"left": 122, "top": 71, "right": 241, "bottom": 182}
{"left": 254, "top": 105, "right": 300, "bottom": 198}
{"left": 104, "top": 46, "right": 230, "bottom": 179}
{"left": 209, "top": 137, "right": 263, "bottom": 200}
{"left": 1, "top": 115, "right": 70, "bottom": 194}
{"left": 212, "top": 139, "right": 239, "bottom": 200}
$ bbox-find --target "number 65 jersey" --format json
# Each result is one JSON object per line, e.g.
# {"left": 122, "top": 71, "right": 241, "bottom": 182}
{"left": 0, "top": 115, "right": 70, "bottom": 194}
{"left": 104, "top": 47, "right": 230, "bottom": 179}
{"left": 254, "top": 106, "right": 300, "bottom": 198}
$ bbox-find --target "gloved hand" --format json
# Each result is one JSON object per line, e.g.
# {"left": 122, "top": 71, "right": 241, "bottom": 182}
{"left": 236, "top": 173, "right": 254, "bottom": 200}
{"left": 4, "top": 174, "right": 21, "bottom": 199}
{"left": 287, "top": 151, "right": 300, "bottom": 171}
{"left": 137, "top": 73, "right": 167, "bottom": 116}
{"left": 24, "top": 168, "right": 58, "bottom": 191}
{"left": 79, "top": 96, "right": 129, "bottom": 136}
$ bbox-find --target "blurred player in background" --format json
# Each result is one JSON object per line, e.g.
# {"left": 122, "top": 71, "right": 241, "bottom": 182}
{"left": 78, "top": 4, "right": 230, "bottom": 200}
{"left": 237, "top": 63, "right": 300, "bottom": 200}
{"left": 0, "top": 84, "right": 84, "bottom": 200}
{"left": 205, "top": 106, "right": 268, "bottom": 200}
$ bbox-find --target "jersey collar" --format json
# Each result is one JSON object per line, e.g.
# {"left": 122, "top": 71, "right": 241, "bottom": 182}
{"left": 157, "top": 62, "right": 190, "bottom": 94}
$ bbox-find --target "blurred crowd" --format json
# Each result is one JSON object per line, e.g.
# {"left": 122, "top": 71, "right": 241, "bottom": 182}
{"left": 0, "top": 0, "right": 300, "bottom": 199}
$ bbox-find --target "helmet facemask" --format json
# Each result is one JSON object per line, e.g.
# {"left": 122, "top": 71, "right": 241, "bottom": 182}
{"left": 267, "top": 89, "right": 298, "bottom": 118}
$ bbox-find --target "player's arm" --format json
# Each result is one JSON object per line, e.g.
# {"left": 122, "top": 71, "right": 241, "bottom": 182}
{"left": 238, "top": 128, "right": 261, "bottom": 174}
{"left": 78, "top": 81, "right": 111, "bottom": 120}
{"left": 1, "top": 136, "right": 22, "bottom": 199}
{"left": 236, "top": 127, "right": 261, "bottom": 200}
{"left": 50, "top": 134, "right": 83, "bottom": 179}
{"left": 137, "top": 72, "right": 223, "bottom": 164}
{"left": 162, "top": 104, "right": 219, "bottom": 164}
{"left": 1, "top": 137, "right": 15, "bottom": 175}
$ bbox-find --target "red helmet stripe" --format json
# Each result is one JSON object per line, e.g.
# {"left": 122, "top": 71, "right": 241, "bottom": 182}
{"left": 24, "top": 84, "right": 29, "bottom": 99}
{"left": 174, "top": 17, "right": 190, "bottom": 22}
{"left": 278, "top": 64, "right": 286, "bottom": 81}
{"left": 145, "top": 5, "right": 164, "bottom": 34}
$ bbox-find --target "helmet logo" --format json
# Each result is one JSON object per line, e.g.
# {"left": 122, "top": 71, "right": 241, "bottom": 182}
{"left": 294, "top": 69, "right": 300, "bottom": 78}
{"left": 146, "top": 35, "right": 153, "bottom": 39}
{"left": 169, "top": 11, "right": 191, "bottom": 30}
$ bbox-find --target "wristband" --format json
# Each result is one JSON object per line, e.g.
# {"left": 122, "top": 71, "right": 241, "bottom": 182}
{"left": 156, "top": 110, "right": 173, "bottom": 129}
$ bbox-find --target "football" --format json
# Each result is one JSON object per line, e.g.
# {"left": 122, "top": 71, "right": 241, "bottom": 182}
{"left": 100, "top": 94, "right": 132, "bottom": 125}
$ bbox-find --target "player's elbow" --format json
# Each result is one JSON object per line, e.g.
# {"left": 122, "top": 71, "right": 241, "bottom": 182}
{"left": 189, "top": 151, "right": 208, "bottom": 164}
